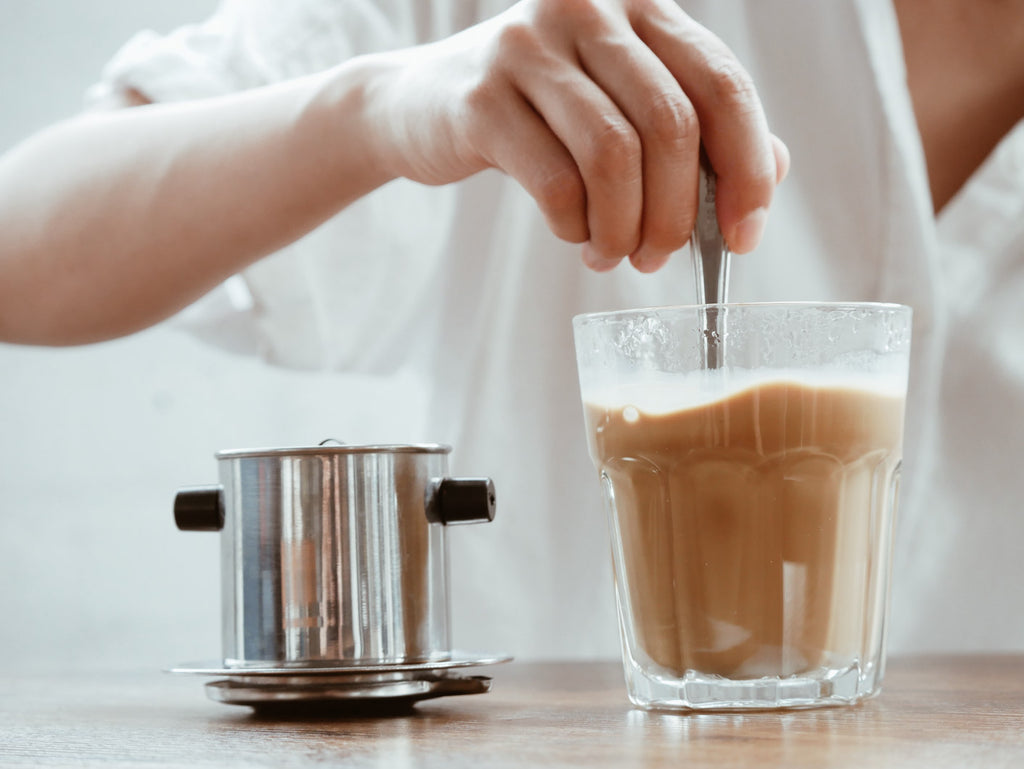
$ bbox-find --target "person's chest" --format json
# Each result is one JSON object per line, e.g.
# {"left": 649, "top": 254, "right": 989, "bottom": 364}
{"left": 894, "top": 0, "right": 1024, "bottom": 214}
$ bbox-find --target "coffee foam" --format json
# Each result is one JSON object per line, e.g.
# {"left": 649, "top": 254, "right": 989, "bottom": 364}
{"left": 582, "top": 367, "right": 906, "bottom": 415}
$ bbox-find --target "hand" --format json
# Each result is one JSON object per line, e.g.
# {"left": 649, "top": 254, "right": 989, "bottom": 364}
{"left": 363, "top": 0, "right": 789, "bottom": 272}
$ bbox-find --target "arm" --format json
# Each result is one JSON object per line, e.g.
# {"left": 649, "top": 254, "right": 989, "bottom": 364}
{"left": 0, "top": 63, "right": 395, "bottom": 345}
{"left": 0, "top": 0, "right": 787, "bottom": 346}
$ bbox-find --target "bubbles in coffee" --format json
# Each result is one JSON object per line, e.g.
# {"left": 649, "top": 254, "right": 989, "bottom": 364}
{"left": 584, "top": 371, "right": 904, "bottom": 680}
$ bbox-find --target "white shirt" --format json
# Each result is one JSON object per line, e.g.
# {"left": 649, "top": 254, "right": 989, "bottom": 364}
{"left": 91, "top": 0, "right": 1024, "bottom": 658}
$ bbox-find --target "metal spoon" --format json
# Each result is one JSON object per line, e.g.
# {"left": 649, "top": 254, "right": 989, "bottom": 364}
{"left": 690, "top": 147, "right": 730, "bottom": 369}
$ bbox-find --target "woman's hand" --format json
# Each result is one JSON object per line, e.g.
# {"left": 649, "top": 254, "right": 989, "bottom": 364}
{"left": 0, "top": 0, "right": 789, "bottom": 344}
{"left": 362, "top": 0, "right": 789, "bottom": 272}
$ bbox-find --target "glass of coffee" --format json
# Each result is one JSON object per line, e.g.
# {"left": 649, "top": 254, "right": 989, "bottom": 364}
{"left": 573, "top": 302, "right": 911, "bottom": 710}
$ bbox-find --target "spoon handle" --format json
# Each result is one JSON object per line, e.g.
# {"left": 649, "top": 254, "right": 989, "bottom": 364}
{"left": 691, "top": 147, "right": 731, "bottom": 305}
{"left": 690, "top": 147, "right": 731, "bottom": 368}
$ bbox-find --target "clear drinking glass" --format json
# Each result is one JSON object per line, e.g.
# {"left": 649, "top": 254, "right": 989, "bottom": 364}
{"left": 573, "top": 302, "right": 912, "bottom": 710}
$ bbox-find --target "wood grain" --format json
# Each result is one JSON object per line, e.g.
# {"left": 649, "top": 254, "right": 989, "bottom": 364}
{"left": 1, "top": 657, "right": 1023, "bottom": 767}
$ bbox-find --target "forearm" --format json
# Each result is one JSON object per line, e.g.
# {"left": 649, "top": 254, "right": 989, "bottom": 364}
{"left": 0, "top": 59, "right": 394, "bottom": 345}
{"left": 0, "top": 0, "right": 789, "bottom": 348}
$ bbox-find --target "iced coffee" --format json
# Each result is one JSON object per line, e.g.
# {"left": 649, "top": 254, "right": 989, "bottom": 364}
{"left": 574, "top": 303, "right": 911, "bottom": 709}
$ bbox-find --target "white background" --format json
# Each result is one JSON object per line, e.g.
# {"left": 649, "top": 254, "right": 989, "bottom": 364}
{"left": 0, "top": 1, "right": 425, "bottom": 672}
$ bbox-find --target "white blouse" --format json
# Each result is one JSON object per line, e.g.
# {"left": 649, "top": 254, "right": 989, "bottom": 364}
{"left": 90, "top": 0, "right": 1024, "bottom": 657}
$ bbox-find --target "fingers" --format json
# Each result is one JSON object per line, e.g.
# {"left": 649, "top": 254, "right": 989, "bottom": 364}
{"left": 574, "top": 18, "right": 701, "bottom": 273}
{"left": 466, "top": 0, "right": 787, "bottom": 272}
{"left": 631, "top": 1, "right": 780, "bottom": 254}
{"left": 492, "top": 2, "right": 697, "bottom": 271}
{"left": 472, "top": 85, "right": 591, "bottom": 245}
{"left": 500, "top": 22, "right": 646, "bottom": 265}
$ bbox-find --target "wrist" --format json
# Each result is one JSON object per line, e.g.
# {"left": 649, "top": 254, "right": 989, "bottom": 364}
{"left": 299, "top": 55, "right": 404, "bottom": 208}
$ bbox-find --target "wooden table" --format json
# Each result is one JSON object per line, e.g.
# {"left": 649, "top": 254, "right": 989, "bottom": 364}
{"left": 2, "top": 656, "right": 1023, "bottom": 767}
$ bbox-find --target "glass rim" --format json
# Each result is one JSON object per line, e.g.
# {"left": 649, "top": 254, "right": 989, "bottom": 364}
{"left": 572, "top": 300, "right": 911, "bottom": 327}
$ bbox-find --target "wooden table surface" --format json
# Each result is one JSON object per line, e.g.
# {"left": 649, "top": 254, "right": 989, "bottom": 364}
{"left": 2, "top": 656, "right": 1023, "bottom": 767}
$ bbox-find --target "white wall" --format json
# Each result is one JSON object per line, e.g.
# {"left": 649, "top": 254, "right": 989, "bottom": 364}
{"left": 0, "top": 2, "right": 425, "bottom": 672}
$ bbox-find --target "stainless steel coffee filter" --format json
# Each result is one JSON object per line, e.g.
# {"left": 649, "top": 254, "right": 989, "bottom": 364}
{"left": 174, "top": 443, "right": 495, "bottom": 669}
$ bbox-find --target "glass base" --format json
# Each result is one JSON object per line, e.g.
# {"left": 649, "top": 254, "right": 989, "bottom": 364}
{"left": 623, "top": 658, "right": 881, "bottom": 711}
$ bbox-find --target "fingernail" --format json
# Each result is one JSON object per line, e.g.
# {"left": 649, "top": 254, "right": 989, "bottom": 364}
{"left": 629, "top": 248, "right": 667, "bottom": 274}
{"left": 582, "top": 243, "right": 623, "bottom": 272}
{"left": 731, "top": 208, "right": 768, "bottom": 253}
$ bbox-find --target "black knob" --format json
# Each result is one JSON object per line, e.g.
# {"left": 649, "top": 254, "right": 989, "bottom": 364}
{"left": 425, "top": 478, "right": 496, "bottom": 525}
{"left": 174, "top": 486, "right": 225, "bottom": 532}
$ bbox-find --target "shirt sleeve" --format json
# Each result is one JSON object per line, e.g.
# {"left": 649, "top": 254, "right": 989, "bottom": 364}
{"left": 85, "top": 0, "right": 491, "bottom": 107}
{"left": 82, "top": 0, "right": 491, "bottom": 372}
{"left": 85, "top": 4, "right": 267, "bottom": 108}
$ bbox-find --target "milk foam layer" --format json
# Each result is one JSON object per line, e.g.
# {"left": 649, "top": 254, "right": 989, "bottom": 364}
{"left": 583, "top": 367, "right": 907, "bottom": 416}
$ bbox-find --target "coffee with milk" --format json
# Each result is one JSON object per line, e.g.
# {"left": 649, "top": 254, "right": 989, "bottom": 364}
{"left": 584, "top": 373, "right": 904, "bottom": 680}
